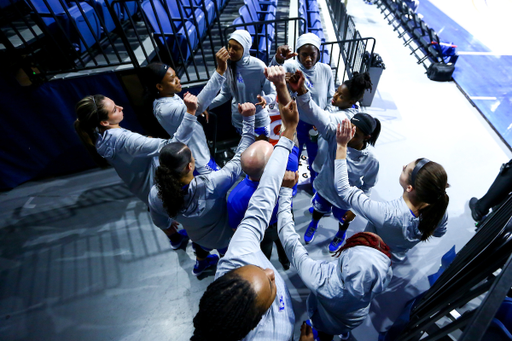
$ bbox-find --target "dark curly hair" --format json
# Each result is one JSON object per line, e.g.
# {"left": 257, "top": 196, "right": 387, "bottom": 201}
{"left": 344, "top": 71, "right": 373, "bottom": 101}
{"left": 154, "top": 142, "right": 191, "bottom": 217}
{"left": 191, "top": 269, "right": 266, "bottom": 341}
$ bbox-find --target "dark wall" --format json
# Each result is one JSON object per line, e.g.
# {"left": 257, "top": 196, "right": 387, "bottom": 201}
{"left": 0, "top": 71, "right": 144, "bottom": 191}
{"left": 0, "top": 68, "right": 236, "bottom": 191}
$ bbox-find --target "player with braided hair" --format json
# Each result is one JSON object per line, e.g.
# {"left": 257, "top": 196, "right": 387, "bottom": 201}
{"left": 191, "top": 271, "right": 264, "bottom": 341}
{"left": 191, "top": 66, "right": 299, "bottom": 341}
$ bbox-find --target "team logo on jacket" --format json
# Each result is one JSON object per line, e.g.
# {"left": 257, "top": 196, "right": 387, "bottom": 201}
{"left": 279, "top": 295, "right": 285, "bottom": 311}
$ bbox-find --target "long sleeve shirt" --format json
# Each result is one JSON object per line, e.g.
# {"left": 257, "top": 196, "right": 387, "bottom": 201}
{"left": 148, "top": 115, "right": 255, "bottom": 249}
{"left": 216, "top": 137, "right": 296, "bottom": 341}
{"left": 269, "top": 56, "right": 335, "bottom": 121}
{"left": 334, "top": 159, "right": 448, "bottom": 261}
{"left": 297, "top": 92, "right": 379, "bottom": 209}
{"left": 277, "top": 187, "right": 392, "bottom": 335}
{"left": 209, "top": 57, "right": 275, "bottom": 130}
{"left": 95, "top": 113, "right": 196, "bottom": 205}
{"left": 152, "top": 71, "right": 226, "bottom": 175}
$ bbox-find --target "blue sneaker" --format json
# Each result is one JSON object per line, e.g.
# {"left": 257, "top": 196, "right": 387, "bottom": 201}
{"left": 192, "top": 254, "right": 219, "bottom": 276}
{"left": 328, "top": 231, "right": 346, "bottom": 253}
{"left": 170, "top": 229, "right": 188, "bottom": 250}
{"left": 304, "top": 222, "right": 318, "bottom": 244}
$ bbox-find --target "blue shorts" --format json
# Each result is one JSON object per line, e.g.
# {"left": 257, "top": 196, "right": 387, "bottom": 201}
{"left": 311, "top": 192, "right": 348, "bottom": 222}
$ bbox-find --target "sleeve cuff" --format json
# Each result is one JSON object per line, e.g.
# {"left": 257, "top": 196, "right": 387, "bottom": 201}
{"left": 279, "top": 187, "right": 293, "bottom": 197}
{"left": 242, "top": 115, "right": 256, "bottom": 123}
{"left": 276, "top": 136, "right": 294, "bottom": 152}
{"left": 183, "top": 113, "right": 198, "bottom": 122}
{"left": 297, "top": 91, "right": 311, "bottom": 103}
{"left": 214, "top": 71, "right": 226, "bottom": 81}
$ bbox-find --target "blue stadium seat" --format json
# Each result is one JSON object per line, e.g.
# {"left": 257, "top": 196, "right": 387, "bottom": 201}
{"left": 238, "top": 4, "right": 274, "bottom": 40}
{"left": 180, "top": 0, "right": 216, "bottom": 28}
{"left": 164, "top": 0, "right": 208, "bottom": 38}
{"left": 234, "top": 6, "right": 273, "bottom": 62}
{"left": 244, "top": 0, "right": 275, "bottom": 22}
{"left": 141, "top": 0, "right": 199, "bottom": 61}
{"left": 86, "top": 0, "right": 122, "bottom": 33}
{"left": 28, "top": 0, "right": 101, "bottom": 52}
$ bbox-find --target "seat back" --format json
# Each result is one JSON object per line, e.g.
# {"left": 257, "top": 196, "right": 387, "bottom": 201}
{"left": 238, "top": 5, "right": 257, "bottom": 35}
{"left": 141, "top": 0, "right": 173, "bottom": 34}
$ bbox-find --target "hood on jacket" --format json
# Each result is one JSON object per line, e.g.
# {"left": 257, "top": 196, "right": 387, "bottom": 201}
{"left": 337, "top": 246, "right": 392, "bottom": 300}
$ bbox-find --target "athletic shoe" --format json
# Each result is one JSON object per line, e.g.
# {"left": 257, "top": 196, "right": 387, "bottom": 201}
{"left": 304, "top": 222, "right": 318, "bottom": 244}
{"left": 469, "top": 197, "right": 483, "bottom": 222}
{"left": 169, "top": 229, "right": 188, "bottom": 250}
{"left": 328, "top": 230, "right": 346, "bottom": 253}
{"left": 192, "top": 254, "right": 219, "bottom": 276}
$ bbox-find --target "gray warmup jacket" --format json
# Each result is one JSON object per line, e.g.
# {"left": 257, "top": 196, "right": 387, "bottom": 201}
{"left": 297, "top": 92, "right": 379, "bottom": 209}
{"left": 216, "top": 137, "right": 296, "bottom": 341}
{"left": 334, "top": 159, "right": 448, "bottom": 261}
{"left": 278, "top": 187, "right": 392, "bottom": 334}
{"left": 269, "top": 55, "right": 334, "bottom": 121}
{"left": 148, "top": 115, "right": 255, "bottom": 249}
{"left": 153, "top": 71, "right": 226, "bottom": 175}
{"left": 95, "top": 113, "right": 196, "bottom": 205}
{"left": 209, "top": 31, "right": 275, "bottom": 130}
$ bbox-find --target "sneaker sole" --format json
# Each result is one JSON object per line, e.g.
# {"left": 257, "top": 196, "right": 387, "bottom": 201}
{"left": 304, "top": 234, "right": 316, "bottom": 244}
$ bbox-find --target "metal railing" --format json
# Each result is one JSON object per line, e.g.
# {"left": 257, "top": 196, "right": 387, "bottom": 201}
{"left": 0, "top": 0, "right": 227, "bottom": 84}
{"left": 224, "top": 18, "right": 375, "bottom": 86}
{"left": 386, "top": 196, "right": 512, "bottom": 341}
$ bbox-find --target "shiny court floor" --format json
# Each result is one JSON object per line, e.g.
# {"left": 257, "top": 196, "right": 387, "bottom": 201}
{"left": 1, "top": 0, "right": 512, "bottom": 340}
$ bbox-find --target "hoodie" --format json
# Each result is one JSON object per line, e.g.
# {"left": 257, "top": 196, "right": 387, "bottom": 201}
{"left": 209, "top": 30, "right": 276, "bottom": 130}
{"left": 270, "top": 33, "right": 335, "bottom": 121}
{"left": 277, "top": 187, "right": 392, "bottom": 335}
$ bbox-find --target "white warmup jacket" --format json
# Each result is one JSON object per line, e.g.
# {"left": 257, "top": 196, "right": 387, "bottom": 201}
{"left": 334, "top": 158, "right": 448, "bottom": 261}
{"left": 95, "top": 113, "right": 197, "bottom": 205}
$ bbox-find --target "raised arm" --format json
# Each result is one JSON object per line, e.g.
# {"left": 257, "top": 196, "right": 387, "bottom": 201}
{"left": 226, "top": 98, "right": 299, "bottom": 257}
{"left": 208, "top": 79, "right": 231, "bottom": 110}
{"left": 290, "top": 70, "right": 335, "bottom": 136}
{"left": 196, "top": 48, "right": 228, "bottom": 113}
{"left": 206, "top": 103, "right": 256, "bottom": 195}
{"left": 277, "top": 173, "right": 326, "bottom": 291}
{"left": 334, "top": 121, "right": 390, "bottom": 226}
{"left": 120, "top": 98, "right": 197, "bottom": 158}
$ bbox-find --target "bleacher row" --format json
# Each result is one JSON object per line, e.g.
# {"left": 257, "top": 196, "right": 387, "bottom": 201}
{"left": 376, "top": 0, "right": 457, "bottom": 66}
{"left": 24, "top": 0, "right": 138, "bottom": 52}
{"left": 16, "top": 0, "right": 223, "bottom": 59}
